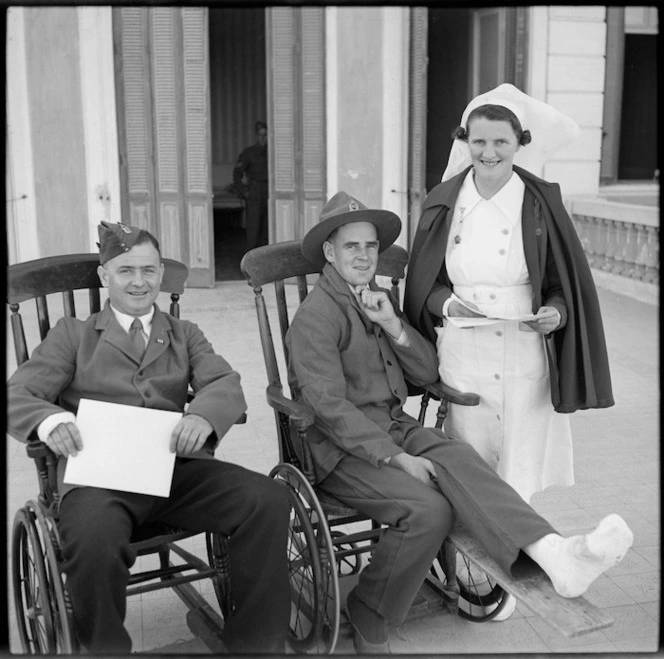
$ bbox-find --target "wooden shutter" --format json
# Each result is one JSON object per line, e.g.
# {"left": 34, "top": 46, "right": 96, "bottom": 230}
{"left": 114, "top": 8, "right": 155, "bottom": 233}
{"left": 267, "top": 7, "right": 325, "bottom": 243}
{"left": 299, "top": 8, "right": 326, "bottom": 237}
{"left": 181, "top": 8, "right": 214, "bottom": 283}
{"left": 114, "top": 7, "right": 214, "bottom": 287}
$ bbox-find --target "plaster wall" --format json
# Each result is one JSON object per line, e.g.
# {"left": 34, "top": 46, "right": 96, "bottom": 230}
{"left": 24, "top": 8, "right": 89, "bottom": 256}
{"left": 528, "top": 6, "right": 607, "bottom": 196}
{"left": 6, "top": 7, "right": 119, "bottom": 263}
{"left": 326, "top": 7, "right": 409, "bottom": 249}
{"left": 331, "top": 7, "right": 385, "bottom": 209}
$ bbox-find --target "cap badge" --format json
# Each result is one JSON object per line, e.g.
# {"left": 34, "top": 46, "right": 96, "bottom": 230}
{"left": 348, "top": 201, "right": 359, "bottom": 211}
{"left": 118, "top": 223, "right": 133, "bottom": 234}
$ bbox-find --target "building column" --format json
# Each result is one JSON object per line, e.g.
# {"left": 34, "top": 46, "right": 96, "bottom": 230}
{"left": 78, "top": 6, "right": 121, "bottom": 248}
{"left": 6, "top": 7, "right": 39, "bottom": 264}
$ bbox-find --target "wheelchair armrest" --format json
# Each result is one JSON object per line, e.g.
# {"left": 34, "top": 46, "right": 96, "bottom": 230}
{"left": 266, "top": 384, "right": 315, "bottom": 429}
{"left": 26, "top": 439, "right": 57, "bottom": 460}
{"left": 422, "top": 380, "right": 480, "bottom": 407}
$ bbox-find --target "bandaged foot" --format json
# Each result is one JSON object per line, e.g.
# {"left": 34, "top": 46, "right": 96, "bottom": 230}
{"left": 526, "top": 514, "right": 634, "bottom": 598}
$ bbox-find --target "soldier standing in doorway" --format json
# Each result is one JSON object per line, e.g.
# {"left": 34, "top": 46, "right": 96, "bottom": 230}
{"left": 233, "top": 120, "right": 269, "bottom": 251}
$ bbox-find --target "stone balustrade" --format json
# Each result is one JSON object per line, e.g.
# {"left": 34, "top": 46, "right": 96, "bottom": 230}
{"left": 567, "top": 197, "right": 659, "bottom": 285}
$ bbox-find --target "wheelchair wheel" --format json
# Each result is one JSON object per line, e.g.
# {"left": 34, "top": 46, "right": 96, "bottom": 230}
{"left": 429, "top": 546, "right": 507, "bottom": 623}
{"left": 205, "top": 532, "right": 233, "bottom": 619}
{"left": 12, "top": 503, "right": 77, "bottom": 653}
{"left": 330, "top": 531, "right": 362, "bottom": 577}
{"left": 270, "top": 463, "right": 340, "bottom": 654}
{"left": 454, "top": 553, "right": 508, "bottom": 622}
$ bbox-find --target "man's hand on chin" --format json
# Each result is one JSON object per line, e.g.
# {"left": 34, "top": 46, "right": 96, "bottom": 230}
{"left": 170, "top": 414, "right": 214, "bottom": 456}
{"left": 358, "top": 289, "right": 403, "bottom": 339}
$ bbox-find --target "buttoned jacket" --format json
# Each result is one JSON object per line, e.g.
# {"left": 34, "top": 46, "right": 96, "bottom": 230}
{"left": 7, "top": 301, "right": 247, "bottom": 497}
{"left": 285, "top": 264, "right": 440, "bottom": 482}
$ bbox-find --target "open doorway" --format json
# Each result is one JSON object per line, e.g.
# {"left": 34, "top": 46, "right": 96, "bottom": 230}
{"left": 209, "top": 8, "right": 267, "bottom": 281}
{"left": 425, "top": 9, "right": 471, "bottom": 192}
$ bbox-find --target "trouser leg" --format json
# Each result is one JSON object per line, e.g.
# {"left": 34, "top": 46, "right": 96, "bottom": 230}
{"left": 154, "top": 459, "right": 290, "bottom": 653}
{"left": 320, "top": 455, "right": 453, "bottom": 624}
{"left": 59, "top": 488, "right": 152, "bottom": 653}
{"left": 404, "top": 428, "right": 557, "bottom": 575}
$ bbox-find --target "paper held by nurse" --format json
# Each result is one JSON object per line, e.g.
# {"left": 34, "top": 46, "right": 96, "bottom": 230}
{"left": 446, "top": 292, "right": 540, "bottom": 328}
{"left": 64, "top": 398, "right": 181, "bottom": 497}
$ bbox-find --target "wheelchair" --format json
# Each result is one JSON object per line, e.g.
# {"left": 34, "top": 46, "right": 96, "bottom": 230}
{"left": 7, "top": 254, "right": 233, "bottom": 653}
{"left": 240, "top": 240, "right": 512, "bottom": 654}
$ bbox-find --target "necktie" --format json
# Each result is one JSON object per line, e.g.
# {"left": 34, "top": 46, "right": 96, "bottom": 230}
{"left": 129, "top": 318, "right": 148, "bottom": 360}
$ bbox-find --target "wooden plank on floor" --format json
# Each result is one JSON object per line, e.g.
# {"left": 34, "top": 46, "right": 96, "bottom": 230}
{"left": 447, "top": 526, "right": 614, "bottom": 638}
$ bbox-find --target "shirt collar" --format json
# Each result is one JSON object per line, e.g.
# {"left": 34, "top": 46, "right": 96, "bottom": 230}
{"left": 490, "top": 172, "right": 525, "bottom": 222}
{"left": 109, "top": 304, "right": 155, "bottom": 334}
{"left": 459, "top": 170, "right": 525, "bottom": 224}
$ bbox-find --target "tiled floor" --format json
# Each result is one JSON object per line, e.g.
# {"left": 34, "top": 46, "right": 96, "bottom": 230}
{"left": 6, "top": 278, "right": 660, "bottom": 654}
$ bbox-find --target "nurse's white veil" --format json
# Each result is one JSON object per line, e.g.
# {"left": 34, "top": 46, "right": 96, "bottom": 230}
{"left": 441, "top": 83, "right": 580, "bottom": 182}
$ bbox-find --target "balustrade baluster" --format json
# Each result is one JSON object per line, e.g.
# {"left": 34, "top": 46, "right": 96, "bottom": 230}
{"left": 632, "top": 224, "right": 649, "bottom": 280}
{"left": 597, "top": 217, "right": 612, "bottom": 271}
{"left": 618, "top": 222, "right": 639, "bottom": 279}
{"left": 612, "top": 220, "right": 628, "bottom": 275}
{"left": 643, "top": 226, "right": 659, "bottom": 283}
{"left": 584, "top": 216, "right": 599, "bottom": 267}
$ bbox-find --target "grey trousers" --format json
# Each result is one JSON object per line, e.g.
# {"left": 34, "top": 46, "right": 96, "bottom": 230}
{"left": 320, "top": 427, "right": 557, "bottom": 624}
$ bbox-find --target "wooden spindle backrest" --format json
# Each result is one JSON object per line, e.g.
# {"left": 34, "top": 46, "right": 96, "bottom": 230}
{"left": 240, "top": 240, "right": 409, "bottom": 394}
{"left": 7, "top": 253, "right": 188, "bottom": 367}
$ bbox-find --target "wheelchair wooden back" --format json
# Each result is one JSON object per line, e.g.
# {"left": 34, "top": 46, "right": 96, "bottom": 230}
{"left": 8, "top": 252, "right": 188, "bottom": 367}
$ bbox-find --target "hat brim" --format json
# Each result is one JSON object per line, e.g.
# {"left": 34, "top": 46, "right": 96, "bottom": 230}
{"left": 301, "top": 209, "right": 402, "bottom": 269}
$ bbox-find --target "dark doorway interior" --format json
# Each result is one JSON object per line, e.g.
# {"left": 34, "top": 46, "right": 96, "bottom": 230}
{"left": 618, "top": 34, "right": 658, "bottom": 180}
{"left": 213, "top": 210, "right": 246, "bottom": 281}
{"left": 426, "top": 9, "right": 471, "bottom": 192}
{"left": 209, "top": 8, "right": 267, "bottom": 280}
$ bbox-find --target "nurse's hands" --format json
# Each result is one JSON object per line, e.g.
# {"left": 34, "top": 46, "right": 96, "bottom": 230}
{"left": 447, "top": 299, "right": 485, "bottom": 318}
{"left": 524, "top": 306, "right": 561, "bottom": 335}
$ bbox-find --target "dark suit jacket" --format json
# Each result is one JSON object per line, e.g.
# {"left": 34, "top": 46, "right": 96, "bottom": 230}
{"left": 7, "top": 301, "right": 247, "bottom": 498}
{"left": 404, "top": 165, "right": 614, "bottom": 413}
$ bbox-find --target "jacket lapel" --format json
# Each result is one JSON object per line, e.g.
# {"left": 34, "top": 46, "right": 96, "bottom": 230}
{"left": 95, "top": 302, "right": 143, "bottom": 365}
{"left": 95, "top": 302, "right": 172, "bottom": 366}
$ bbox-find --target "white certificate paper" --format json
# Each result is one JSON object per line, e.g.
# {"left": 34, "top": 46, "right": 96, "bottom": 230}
{"left": 64, "top": 398, "right": 181, "bottom": 497}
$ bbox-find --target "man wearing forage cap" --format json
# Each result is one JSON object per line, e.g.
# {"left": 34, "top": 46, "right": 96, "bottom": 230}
{"left": 7, "top": 221, "right": 290, "bottom": 654}
{"left": 285, "top": 191, "right": 633, "bottom": 653}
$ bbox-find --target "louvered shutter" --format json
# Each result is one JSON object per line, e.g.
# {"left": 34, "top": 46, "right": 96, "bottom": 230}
{"left": 299, "top": 8, "right": 326, "bottom": 237}
{"left": 114, "top": 7, "right": 214, "bottom": 287}
{"left": 181, "top": 8, "right": 214, "bottom": 285}
{"left": 114, "top": 8, "right": 156, "bottom": 233}
{"left": 267, "top": 7, "right": 325, "bottom": 243}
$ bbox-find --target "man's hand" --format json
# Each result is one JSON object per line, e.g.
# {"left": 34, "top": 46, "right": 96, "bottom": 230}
{"left": 46, "top": 422, "right": 83, "bottom": 457}
{"left": 447, "top": 299, "right": 485, "bottom": 318}
{"left": 389, "top": 453, "right": 438, "bottom": 490}
{"left": 358, "top": 289, "right": 403, "bottom": 339}
{"left": 170, "top": 414, "right": 214, "bottom": 456}
{"left": 523, "top": 306, "right": 561, "bottom": 335}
